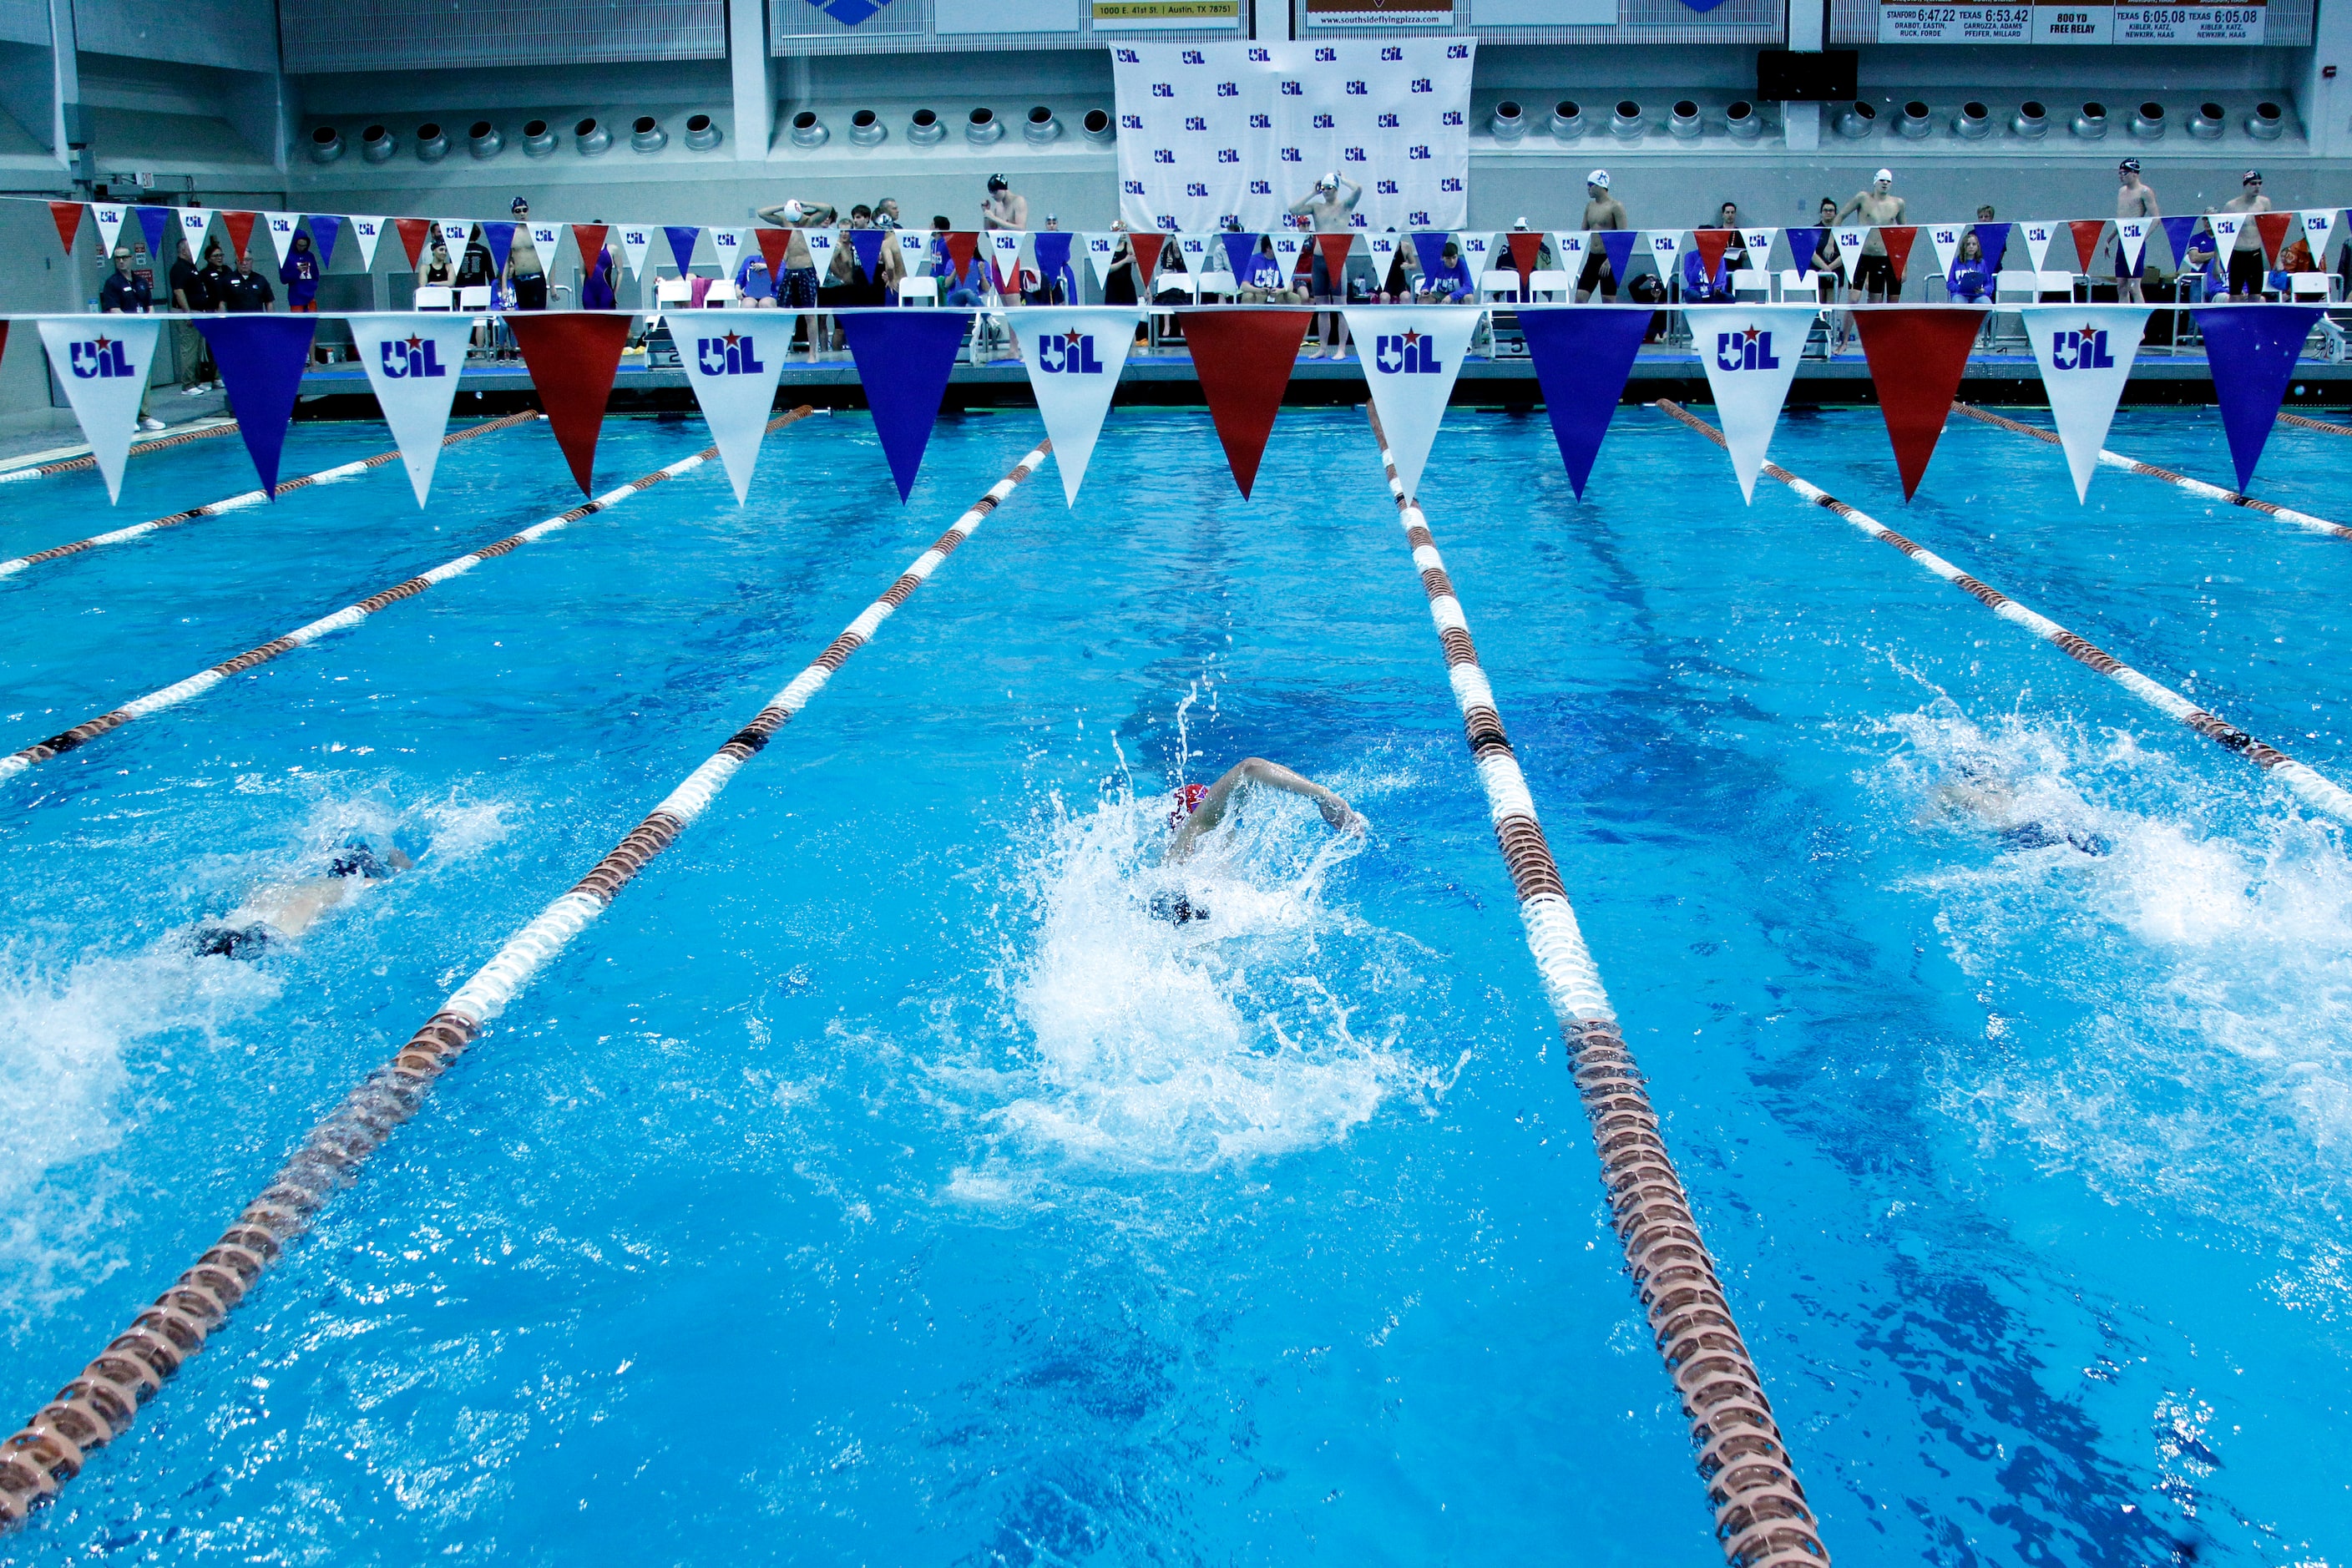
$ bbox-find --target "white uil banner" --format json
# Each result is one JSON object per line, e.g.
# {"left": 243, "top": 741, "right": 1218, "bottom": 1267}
{"left": 675, "top": 311, "right": 798, "bottom": 503}
{"left": 1342, "top": 306, "right": 1479, "bottom": 502}
{"left": 1690, "top": 305, "right": 1817, "bottom": 503}
{"left": 2022, "top": 305, "right": 2150, "bottom": 502}
{"left": 1111, "top": 38, "right": 1474, "bottom": 235}
{"left": 1006, "top": 308, "right": 1141, "bottom": 504}
{"left": 38, "top": 316, "right": 162, "bottom": 503}
{"left": 349, "top": 314, "right": 477, "bottom": 506}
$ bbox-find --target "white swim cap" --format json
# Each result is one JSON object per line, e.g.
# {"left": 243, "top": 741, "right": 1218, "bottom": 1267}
{"left": 1874, "top": 167, "right": 1894, "bottom": 183}
{"left": 781, "top": 199, "right": 805, "bottom": 222}
{"left": 1587, "top": 169, "right": 1610, "bottom": 189}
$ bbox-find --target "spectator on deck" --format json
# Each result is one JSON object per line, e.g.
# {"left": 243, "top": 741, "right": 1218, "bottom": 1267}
{"left": 873, "top": 196, "right": 902, "bottom": 230}
{"left": 736, "top": 247, "right": 777, "bottom": 306}
{"left": 1682, "top": 243, "right": 1733, "bottom": 302}
{"left": 169, "top": 234, "right": 216, "bottom": 395}
{"left": 1237, "top": 235, "right": 1303, "bottom": 303}
{"left": 100, "top": 245, "right": 152, "bottom": 314}
{"left": 931, "top": 215, "right": 984, "bottom": 309}
{"left": 1576, "top": 172, "right": 1628, "bottom": 301}
{"left": 198, "top": 240, "right": 234, "bottom": 314}
{"left": 2273, "top": 234, "right": 2317, "bottom": 295}
{"left": 1809, "top": 197, "right": 1842, "bottom": 294}
{"left": 1712, "top": 202, "right": 1749, "bottom": 274}
{"left": 1417, "top": 239, "right": 1474, "bottom": 303}
{"left": 1947, "top": 230, "right": 1991, "bottom": 302}
{"left": 1377, "top": 233, "right": 1417, "bottom": 302}
{"left": 220, "top": 254, "right": 275, "bottom": 312}
{"left": 2180, "top": 222, "right": 2222, "bottom": 301}
{"left": 420, "top": 238, "right": 455, "bottom": 287}
{"left": 280, "top": 230, "right": 321, "bottom": 312}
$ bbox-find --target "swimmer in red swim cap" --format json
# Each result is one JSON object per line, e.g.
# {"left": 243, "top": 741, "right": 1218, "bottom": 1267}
{"left": 1165, "top": 757, "right": 1363, "bottom": 865}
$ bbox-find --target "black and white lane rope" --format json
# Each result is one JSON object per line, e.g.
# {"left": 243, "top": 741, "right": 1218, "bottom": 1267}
{"left": 0, "top": 439, "right": 1050, "bottom": 1530}
{"left": 2277, "top": 410, "right": 2352, "bottom": 439}
{"left": 1368, "top": 407, "right": 1831, "bottom": 1568}
{"left": 0, "top": 417, "right": 240, "bottom": 486}
{"left": 1952, "top": 401, "right": 2352, "bottom": 542}
{"left": 1, "top": 412, "right": 540, "bottom": 580}
{"left": 1657, "top": 398, "right": 2352, "bottom": 825}
{"left": 0, "top": 410, "right": 812, "bottom": 781}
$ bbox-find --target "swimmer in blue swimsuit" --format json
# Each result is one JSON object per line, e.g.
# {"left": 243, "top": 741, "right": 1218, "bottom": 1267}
{"left": 193, "top": 833, "right": 416, "bottom": 958}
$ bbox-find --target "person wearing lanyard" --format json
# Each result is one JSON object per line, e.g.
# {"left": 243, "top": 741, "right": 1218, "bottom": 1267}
{"left": 99, "top": 245, "right": 167, "bottom": 431}
{"left": 280, "top": 230, "right": 321, "bottom": 312}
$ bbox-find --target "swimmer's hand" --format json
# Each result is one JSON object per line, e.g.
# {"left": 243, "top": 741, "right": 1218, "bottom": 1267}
{"left": 1318, "top": 797, "right": 1364, "bottom": 834}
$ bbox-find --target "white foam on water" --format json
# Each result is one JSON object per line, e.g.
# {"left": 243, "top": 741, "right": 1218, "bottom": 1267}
{"left": 947, "top": 780, "right": 1449, "bottom": 1180}
{"left": 1874, "top": 698, "right": 2352, "bottom": 1298}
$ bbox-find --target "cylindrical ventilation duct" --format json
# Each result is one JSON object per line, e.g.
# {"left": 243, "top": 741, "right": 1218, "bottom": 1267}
{"left": 2131, "top": 101, "right": 2166, "bottom": 138}
{"left": 1834, "top": 100, "right": 1876, "bottom": 138}
{"left": 2011, "top": 101, "right": 2047, "bottom": 138}
{"left": 1489, "top": 100, "right": 1527, "bottom": 140}
{"left": 685, "top": 112, "right": 723, "bottom": 151}
{"left": 416, "top": 122, "right": 449, "bottom": 161}
{"left": 1550, "top": 99, "right": 1586, "bottom": 139}
{"left": 1024, "top": 105, "right": 1061, "bottom": 143}
{"left": 1954, "top": 100, "right": 1990, "bottom": 139}
{"left": 468, "top": 120, "right": 502, "bottom": 159}
{"left": 788, "top": 109, "right": 826, "bottom": 149}
{"left": 307, "top": 125, "right": 344, "bottom": 164}
{"left": 1668, "top": 99, "right": 1702, "bottom": 138}
{"left": 575, "top": 116, "right": 610, "bottom": 156}
{"left": 1611, "top": 99, "right": 1644, "bottom": 139}
{"left": 2188, "top": 101, "right": 2225, "bottom": 138}
{"left": 631, "top": 114, "right": 666, "bottom": 153}
{"left": 362, "top": 123, "right": 396, "bottom": 162}
{"left": 908, "top": 108, "right": 945, "bottom": 145}
{"left": 1897, "top": 99, "right": 1932, "bottom": 138}
{"left": 2248, "top": 100, "right": 2284, "bottom": 139}
{"left": 967, "top": 106, "right": 1004, "bottom": 144}
{"left": 2073, "top": 102, "right": 2108, "bottom": 138}
{"left": 1724, "top": 100, "right": 1761, "bottom": 140}
{"left": 847, "top": 108, "right": 885, "bottom": 146}
{"left": 1080, "top": 107, "right": 1116, "bottom": 144}
{"left": 522, "top": 119, "right": 557, "bottom": 157}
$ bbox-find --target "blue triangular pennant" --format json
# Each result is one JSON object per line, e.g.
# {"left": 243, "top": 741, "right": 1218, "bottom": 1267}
{"left": 1598, "top": 230, "right": 1637, "bottom": 281}
{"left": 664, "top": 225, "right": 702, "bottom": 274}
{"left": 194, "top": 315, "right": 317, "bottom": 496}
{"left": 1217, "top": 232, "right": 1258, "bottom": 283}
{"left": 2159, "top": 215, "right": 2203, "bottom": 271}
{"left": 1519, "top": 307, "right": 1651, "bottom": 498}
{"left": 306, "top": 215, "right": 341, "bottom": 270}
{"left": 1034, "top": 231, "right": 1076, "bottom": 296}
{"left": 1971, "top": 222, "right": 2010, "bottom": 275}
{"left": 839, "top": 309, "right": 973, "bottom": 502}
{"left": 2196, "top": 304, "right": 2324, "bottom": 490}
{"left": 134, "top": 205, "right": 173, "bottom": 260}
{"left": 482, "top": 220, "right": 516, "bottom": 275}
{"left": 846, "top": 227, "right": 886, "bottom": 281}
{"left": 1784, "top": 227, "right": 1824, "bottom": 273}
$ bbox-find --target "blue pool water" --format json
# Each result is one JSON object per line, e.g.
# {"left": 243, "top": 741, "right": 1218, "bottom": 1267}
{"left": 3, "top": 397, "right": 2349, "bottom": 1564}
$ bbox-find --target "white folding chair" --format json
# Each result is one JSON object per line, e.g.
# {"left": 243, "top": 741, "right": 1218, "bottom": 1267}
{"left": 1477, "top": 268, "right": 1525, "bottom": 302}
{"left": 1527, "top": 268, "right": 1571, "bottom": 301}
{"left": 457, "top": 285, "right": 493, "bottom": 311}
{"left": 653, "top": 278, "right": 693, "bottom": 306}
{"left": 1732, "top": 269, "right": 1773, "bottom": 301}
{"left": 2037, "top": 271, "right": 2079, "bottom": 302}
{"left": 2289, "top": 272, "right": 2334, "bottom": 302}
{"left": 896, "top": 276, "right": 938, "bottom": 306}
{"left": 414, "top": 285, "right": 454, "bottom": 311}
{"left": 704, "top": 279, "right": 739, "bottom": 305}
{"left": 1196, "top": 271, "right": 1237, "bottom": 302}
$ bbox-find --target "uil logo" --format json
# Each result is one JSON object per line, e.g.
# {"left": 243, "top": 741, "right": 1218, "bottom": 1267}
{"left": 2049, "top": 326, "right": 2115, "bottom": 370}
{"left": 379, "top": 333, "right": 448, "bottom": 379}
{"left": 1714, "top": 327, "right": 1782, "bottom": 372}
{"left": 68, "top": 335, "right": 137, "bottom": 379}
{"left": 695, "top": 331, "right": 766, "bottom": 376}
{"left": 1036, "top": 330, "right": 1104, "bottom": 374}
{"left": 1374, "top": 330, "right": 1442, "bottom": 375}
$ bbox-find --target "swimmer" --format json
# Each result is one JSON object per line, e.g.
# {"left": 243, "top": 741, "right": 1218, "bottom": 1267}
{"left": 192, "top": 834, "right": 414, "bottom": 959}
{"left": 1163, "top": 758, "right": 1363, "bottom": 866}
{"left": 1925, "top": 771, "right": 2108, "bottom": 857}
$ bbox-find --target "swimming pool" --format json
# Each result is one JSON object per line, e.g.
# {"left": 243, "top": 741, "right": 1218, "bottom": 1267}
{"left": 3, "top": 398, "right": 2347, "bottom": 1563}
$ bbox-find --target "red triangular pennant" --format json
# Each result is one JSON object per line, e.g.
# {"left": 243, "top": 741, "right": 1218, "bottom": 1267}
{"left": 2254, "top": 210, "right": 2294, "bottom": 265}
{"left": 1854, "top": 308, "right": 1982, "bottom": 500}
{"left": 571, "top": 224, "right": 609, "bottom": 273}
{"left": 1692, "top": 229, "right": 1732, "bottom": 279}
{"left": 1313, "top": 233, "right": 1355, "bottom": 283}
{"left": 2067, "top": 220, "right": 2107, "bottom": 273}
{"left": 48, "top": 201, "right": 83, "bottom": 257}
{"left": 944, "top": 230, "right": 980, "bottom": 286}
{"left": 1878, "top": 226, "right": 1920, "bottom": 283}
{"left": 507, "top": 313, "right": 632, "bottom": 496}
{"left": 1505, "top": 230, "right": 1542, "bottom": 285}
{"left": 394, "top": 217, "right": 434, "bottom": 270}
{"left": 1184, "top": 309, "right": 1312, "bottom": 499}
{"left": 222, "top": 210, "right": 256, "bottom": 266}
{"left": 1129, "top": 233, "right": 1167, "bottom": 290}
{"left": 753, "top": 226, "right": 790, "bottom": 276}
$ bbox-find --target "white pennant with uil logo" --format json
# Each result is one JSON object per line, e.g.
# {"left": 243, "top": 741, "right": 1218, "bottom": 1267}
{"left": 675, "top": 310, "right": 798, "bottom": 503}
{"left": 2023, "top": 304, "right": 2150, "bottom": 503}
{"left": 1832, "top": 226, "right": 1869, "bottom": 282}
{"left": 1005, "top": 307, "right": 1141, "bottom": 504}
{"left": 1341, "top": 306, "right": 1479, "bottom": 503}
{"left": 618, "top": 224, "right": 653, "bottom": 277}
{"left": 348, "top": 313, "right": 478, "bottom": 505}
{"left": 2115, "top": 219, "right": 2150, "bottom": 270}
{"left": 38, "top": 316, "right": 162, "bottom": 503}
{"left": 1928, "top": 225, "right": 1964, "bottom": 276}
{"left": 1690, "top": 304, "right": 1818, "bottom": 503}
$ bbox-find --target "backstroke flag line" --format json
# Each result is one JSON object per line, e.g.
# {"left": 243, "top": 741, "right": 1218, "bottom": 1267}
{"left": 37, "top": 315, "right": 161, "bottom": 503}
{"left": 1688, "top": 305, "right": 1817, "bottom": 502}
{"left": 1005, "top": 307, "right": 1141, "bottom": 505}
{"left": 349, "top": 313, "right": 483, "bottom": 505}
{"left": 195, "top": 315, "right": 319, "bottom": 496}
{"left": 1517, "top": 306, "right": 1653, "bottom": 498}
{"left": 507, "top": 312, "right": 634, "bottom": 495}
{"left": 675, "top": 309, "right": 798, "bottom": 503}
{"left": 1852, "top": 307, "right": 1985, "bottom": 500}
{"left": 2196, "top": 303, "right": 2325, "bottom": 491}
{"left": 839, "top": 309, "right": 973, "bottom": 502}
{"left": 1343, "top": 306, "right": 1479, "bottom": 503}
{"left": 2021, "top": 304, "right": 2151, "bottom": 502}
{"left": 1182, "top": 308, "right": 1313, "bottom": 500}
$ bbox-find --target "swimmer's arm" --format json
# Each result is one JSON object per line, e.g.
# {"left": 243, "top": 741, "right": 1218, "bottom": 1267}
{"left": 1165, "top": 757, "right": 1362, "bottom": 862}
{"left": 1835, "top": 194, "right": 1865, "bottom": 223}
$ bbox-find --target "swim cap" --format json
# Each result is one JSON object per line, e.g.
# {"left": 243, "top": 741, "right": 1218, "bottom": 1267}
{"left": 1170, "top": 782, "right": 1208, "bottom": 825}
{"left": 1874, "top": 167, "right": 1894, "bottom": 183}
{"left": 987, "top": 174, "right": 1009, "bottom": 191}
{"left": 1586, "top": 169, "right": 1610, "bottom": 189}
{"left": 781, "top": 200, "right": 805, "bottom": 222}
{"left": 2243, "top": 168, "right": 2263, "bottom": 183}
{"left": 510, "top": 195, "right": 529, "bottom": 213}
{"left": 2118, "top": 158, "right": 2141, "bottom": 173}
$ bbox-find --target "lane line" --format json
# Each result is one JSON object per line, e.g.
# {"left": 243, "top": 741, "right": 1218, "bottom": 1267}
{"left": 0, "top": 438, "right": 1049, "bottom": 1530}
{"left": 2278, "top": 411, "right": 2352, "bottom": 438}
{"left": 1657, "top": 398, "right": 2352, "bottom": 825}
{"left": 0, "top": 418, "right": 240, "bottom": 483}
{"left": 1368, "top": 406, "right": 1832, "bottom": 1568}
{"left": 0, "top": 410, "right": 813, "bottom": 781}
{"left": 2, "top": 412, "right": 540, "bottom": 580}
{"left": 1952, "top": 401, "right": 2352, "bottom": 542}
